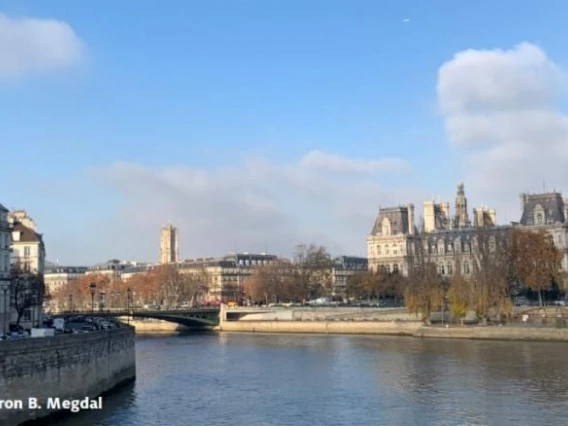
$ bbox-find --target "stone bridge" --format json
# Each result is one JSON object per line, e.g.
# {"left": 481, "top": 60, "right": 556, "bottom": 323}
{"left": 56, "top": 308, "right": 220, "bottom": 328}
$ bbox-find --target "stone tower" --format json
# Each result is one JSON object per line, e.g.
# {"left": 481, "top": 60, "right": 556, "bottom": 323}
{"left": 455, "top": 182, "right": 469, "bottom": 228}
{"left": 160, "top": 224, "right": 179, "bottom": 264}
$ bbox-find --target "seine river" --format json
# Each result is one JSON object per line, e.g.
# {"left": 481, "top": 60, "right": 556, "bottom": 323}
{"left": 52, "top": 332, "right": 568, "bottom": 426}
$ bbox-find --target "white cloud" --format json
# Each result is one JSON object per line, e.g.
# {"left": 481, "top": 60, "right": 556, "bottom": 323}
{"left": 0, "top": 13, "right": 84, "bottom": 77}
{"left": 300, "top": 150, "right": 411, "bottom": 175}
{"left": 437, "top": 42, "right": 568, "bottom": 221}
{"left": 85, "top": 151, "right": 420, "bottom": 263}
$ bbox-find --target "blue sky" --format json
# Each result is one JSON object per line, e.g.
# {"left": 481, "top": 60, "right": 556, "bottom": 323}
{"left": 2, "top": 1, "right": 568, "bottom": 264}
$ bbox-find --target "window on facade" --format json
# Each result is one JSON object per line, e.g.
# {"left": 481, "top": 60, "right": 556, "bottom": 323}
{"left": 24, "top": 310, "right": 32, "bottom": 321}
{"left": 440, "top": 264, "right": 445, "bottom": 275}
{"left": 393, "top": 264, "right": 399, "bottom": 272}
{"left": 385, "top": 245, "right": 390, "bottom": 255}
{"left": 377, "top": 245, "right": 381, "bottom": 255}
{"left": 24, "top": 246, "right": 31, "bottom": 257}
{"left": 464, "top": 262, "right": 470, "bottom": 275}
{"left": 447, "top": 263, "right": 453, "bottom": 275}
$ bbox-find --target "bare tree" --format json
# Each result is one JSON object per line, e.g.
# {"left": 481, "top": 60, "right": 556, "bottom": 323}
{"left": 470, "top": 228, "right": 513, "bottom": 322}
{"left": 511, "top": 228, "right": 563, "bottom": 307}
{"left": 293, "top": 244, "right": 334, "bottom": 301}
{"left": 11, "top": 266, "right": 45, "bottom": 327}
{"left": 448, "top": 271, "right": 470, "bottom": 325}
{"left": 404, "top": 237, "right": 445, "bottom": 323}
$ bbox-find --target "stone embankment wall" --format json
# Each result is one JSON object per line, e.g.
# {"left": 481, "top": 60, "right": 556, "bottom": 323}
{"left": 232, "top": 307, "right": 419, "bottom": 322}
{"left": 0, "top": 327, "right": 136, "bottom": 426}
{"left": 413, "top": 326, "right": 568, "bottom": 341}
{"left": 128, "top": 318, "right": 190, "bottom": 333}
{"left": 218, "top": 319, "right": 423, "bottom": 335}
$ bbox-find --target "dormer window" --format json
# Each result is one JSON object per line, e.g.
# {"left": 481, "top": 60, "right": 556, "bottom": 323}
{"left": 381, "top": 218, "right": 391, "bottom": 236}
{"left": 534, "top": 204, "right": 545, "bottom": 226}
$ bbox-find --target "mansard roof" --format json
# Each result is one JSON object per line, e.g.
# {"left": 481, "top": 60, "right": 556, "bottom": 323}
{"left": 370, "top": 206, "right": 410, "bottom": 236}
{"left": 520, "top": 192, "right": 565, "bottom": 225}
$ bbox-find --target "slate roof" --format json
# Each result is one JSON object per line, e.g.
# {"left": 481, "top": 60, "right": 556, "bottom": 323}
{"left": 370, "top": 206, "right": 411, "bottom": 236}
{"left": 0, "top": 202, "right": 7, "bottom": 212}
{"left": 519, "top": 192, "right": 566, "bottom": 225}
{"left": 12, "top": 222, "right": 43, "bottom": 243}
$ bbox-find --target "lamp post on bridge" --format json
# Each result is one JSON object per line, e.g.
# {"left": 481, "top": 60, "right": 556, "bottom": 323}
{"left": 89, "top": 283, "right": 96, "bottom": 315}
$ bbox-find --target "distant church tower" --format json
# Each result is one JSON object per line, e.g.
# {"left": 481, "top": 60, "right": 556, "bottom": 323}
{"left": 455, "top": 182, "right": 470, "bottom": 228}
{"left": 160, "top": 224, "right": 179, "bottom": 264}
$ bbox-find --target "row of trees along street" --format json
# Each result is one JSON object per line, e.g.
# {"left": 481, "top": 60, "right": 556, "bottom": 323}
{"left": 243, "top": 244, "right": 335, "bottom": 304}
{"left": 13, "top": 230, "right": 565, "bottom": 323}
{"left": 50, "top": 264, "right": 209, "bottom": 311}
{"left": 402, "top": 228, "right": 564, "bottom": 324}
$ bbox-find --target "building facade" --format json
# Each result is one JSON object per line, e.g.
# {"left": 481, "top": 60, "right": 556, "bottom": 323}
{"left": 9, "top": 211, "right": 46, "bottom": 274}
{"left": 367, "top": 183, "right": 499, "bottom": 278}
{"left": 43, "top": 266, "right": 88, "bottom": 312}
{"left": 516, "top": 191, "right": 568, "bottom": 283}
{"left": 178, "top": 253, "right": 278, "bottom": 303}
{"left": 160, "top": 224, "right": 179, "bottom": 264}
{"left": 120, "top": 263, "right": 153, "bottom": 281}
{"left": 331, "top": 256, "right": 368, "bottom": 297}
{"left": 86, "top": 259, "right": 142, "bottom": 280}
{"left": 367, "top": 183, "right": 568, "bottom": 288}
{"left": 0, "top": 203, "right": 11, "bottom": 334}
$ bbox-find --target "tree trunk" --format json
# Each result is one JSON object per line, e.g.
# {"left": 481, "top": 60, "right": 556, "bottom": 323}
{"left": 538, "top": 289, "right": 543, "bottom": 308}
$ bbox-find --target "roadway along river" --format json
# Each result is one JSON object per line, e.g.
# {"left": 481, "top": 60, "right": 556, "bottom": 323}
{"left": 51, "top": 332, "right": 568, "bottom": 426}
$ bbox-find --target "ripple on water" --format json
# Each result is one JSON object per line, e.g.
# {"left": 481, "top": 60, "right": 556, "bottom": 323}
{"left": 48, "top": 334, "right": 568, "bottom": 426}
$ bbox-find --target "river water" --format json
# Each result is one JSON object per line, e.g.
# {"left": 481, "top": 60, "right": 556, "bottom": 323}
{"left": 51, "top": 332, "right": 568, "bottom": 426}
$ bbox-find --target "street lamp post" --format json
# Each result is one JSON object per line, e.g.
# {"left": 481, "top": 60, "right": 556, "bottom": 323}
{"left": 127, "top": 287, "right": 132, "bottom": 325}
{"left": 89, "top": 283, "right": 96, "bottom": 315}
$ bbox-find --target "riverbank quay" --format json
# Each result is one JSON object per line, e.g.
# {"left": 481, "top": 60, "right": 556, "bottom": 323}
{"left": 0, "top": 327, "right": 136, "bottom": 426}
{"left": 217, "top": 305, "right": 568, "bottom": 341}
{"left": 217, "top": 320, "right": 568, "bottom": 342}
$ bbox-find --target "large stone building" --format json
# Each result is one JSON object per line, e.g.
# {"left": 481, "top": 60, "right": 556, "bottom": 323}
{"left": 120, "top": 263, "right": 153, "bottom": 281}
{"left": 8, "top": 210, "right": 46, "bottom": 328}
{"left": 86, "top": 259, "right": 143, "bottom": 280}
{"left": 43, "top": 266, "right": 88, "bottom": 312}
{"left": 331, "top": 256, "right": 368, "bottom": 297}
{"left": 367, "top": 183, "right": 568, "bottom": 288}
{"left": 160, "top": 224, "right": 179, "bottom": 264}
{"left": 9, "top": 210, "right": 46, "bottom": 274}
{"left": 0, "top": 203, "right": 11, "bottom": 334}
{"left": 516, "top": 191, "right": 568, "bottom": 279}
{"left": 178, "top": 253, "right": 279, "bottom": 303}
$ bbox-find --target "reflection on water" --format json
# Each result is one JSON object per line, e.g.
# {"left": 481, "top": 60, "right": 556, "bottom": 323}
{"left": 50, "top": 333, "right": 568, "bottom": 426}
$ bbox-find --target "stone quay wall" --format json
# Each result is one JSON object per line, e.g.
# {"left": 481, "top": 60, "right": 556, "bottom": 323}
{"left": 413, "top": 326, "right": 568, "bottom": 341}
{"left": 218, "top": 319, "right": 423, "bottom": 335}
{"left": 0, "top": 327, "right": 136, "bottom": 426}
